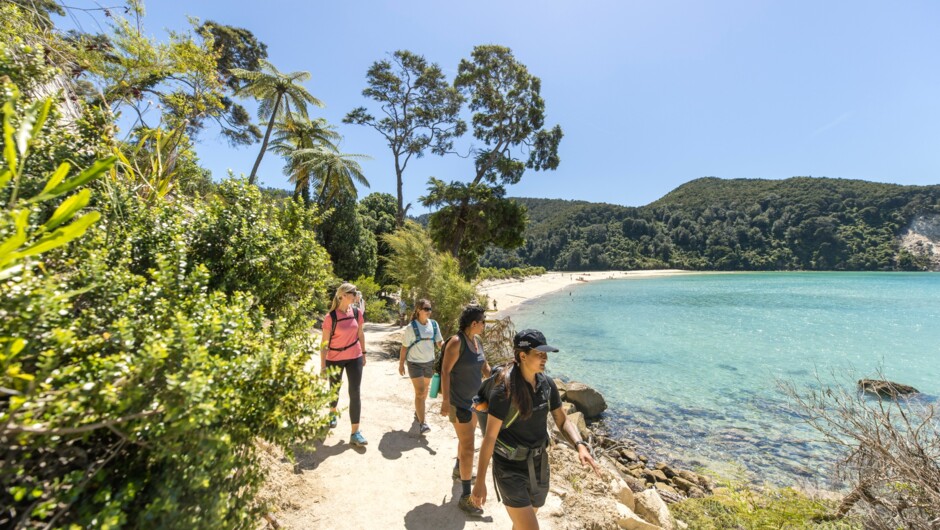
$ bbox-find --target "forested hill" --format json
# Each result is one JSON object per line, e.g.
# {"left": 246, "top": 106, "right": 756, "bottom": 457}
{"left": 481, "top": 177, "right": 940, "bottom": 271}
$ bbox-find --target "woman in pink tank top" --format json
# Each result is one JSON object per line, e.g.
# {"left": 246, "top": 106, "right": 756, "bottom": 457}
{"left": 321, "top": 283, "right": 368, "bottom": 446}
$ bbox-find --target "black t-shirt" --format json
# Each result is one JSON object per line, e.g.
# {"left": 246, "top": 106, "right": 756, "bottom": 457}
{"left": 487, "top": 373, "right": 562, "bottom": 450}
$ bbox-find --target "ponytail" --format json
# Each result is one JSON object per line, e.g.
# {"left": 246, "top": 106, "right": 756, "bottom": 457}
{"left": 501, "top": 349, "right": 534, "bottom": 420}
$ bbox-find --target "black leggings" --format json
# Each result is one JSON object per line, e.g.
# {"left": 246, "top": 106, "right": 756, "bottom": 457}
{"left": 326, "top": 356, "right": 363, "bottom": 424}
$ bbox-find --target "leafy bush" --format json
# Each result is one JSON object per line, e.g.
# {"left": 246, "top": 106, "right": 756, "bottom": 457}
{"left": 670, "top": 481, "right": 861, "bottom": 529}
{"left": 383, "top": 221, "right": 478, "bottom": 336}
{"left": 2, "top": 87, "right": 335, "bottom": 528}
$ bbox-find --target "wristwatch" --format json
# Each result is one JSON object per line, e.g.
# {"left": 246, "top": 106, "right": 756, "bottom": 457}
{"left": 575, "top": 440, "right": 591, "bottom": 450}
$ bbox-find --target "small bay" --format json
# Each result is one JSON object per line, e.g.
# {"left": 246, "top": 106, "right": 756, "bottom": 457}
{"left": 511, "top": 272, "right": 940, "bottom": 486}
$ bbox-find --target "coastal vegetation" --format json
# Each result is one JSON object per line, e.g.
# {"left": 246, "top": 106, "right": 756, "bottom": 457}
{"left": 4, "top": 2, "right": 936, "bottom": 529}
{"left": 483, "top": 178, "right": 940, "bottom": 272}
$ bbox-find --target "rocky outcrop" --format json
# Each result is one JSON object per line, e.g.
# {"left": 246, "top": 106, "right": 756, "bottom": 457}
{"left": 565, "top": 381, "right": 608, "bottom": 417}
{"left": 858, "top": 379, "right": 919, "bottom": 398}
{"left": 634, "top": 489, "right": 676, "bottom": 530}
{"left": 899, "top": 214, "right": 940, "bottom": 271}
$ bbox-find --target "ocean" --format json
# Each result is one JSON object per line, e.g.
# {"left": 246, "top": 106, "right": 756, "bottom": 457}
{"left": 510, "top": 272, "right": 940, "bottom": 487}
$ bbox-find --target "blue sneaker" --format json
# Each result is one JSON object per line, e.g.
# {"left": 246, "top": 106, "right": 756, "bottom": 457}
{"left": 350, "top": 431, "right": 368, "bottom": 446}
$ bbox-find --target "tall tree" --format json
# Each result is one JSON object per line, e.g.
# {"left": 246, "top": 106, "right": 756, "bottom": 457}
{"left": 422, "top": 45, "right": 562, "bottom": 274}
{"left": 359, "top": 192, "right": 399, "bottom": 286}
{"left": 231, "top": 60, "right": 323, "bottom": 185}
{"left": 344, "top": 50, "right": 465, "bottom": 226}
{"left": 318, "top": 193, "right": 378, "bottom": 281}
{"left": 269, "top": 117, "right": 340, "bottom": 202}
{"left": 197, "top": 21, "right": 269, "bottom": 146}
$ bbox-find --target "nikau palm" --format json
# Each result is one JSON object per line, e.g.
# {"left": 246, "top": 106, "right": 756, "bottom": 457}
{"left": 231, "top": 60, "right": 323, "bottom": 184}
{"left": 290, "top": 148, "right": 370, "bottom": 209}
{"left": 270, "top": 117, "right": 340, "bottom": 200}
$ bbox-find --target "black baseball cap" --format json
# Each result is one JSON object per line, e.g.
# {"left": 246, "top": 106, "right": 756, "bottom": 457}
{"left": 513, "top": 329, "right": 559, "bottom": 352}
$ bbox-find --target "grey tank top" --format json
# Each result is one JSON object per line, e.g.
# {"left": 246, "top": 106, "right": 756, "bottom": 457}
{"left": 449, "top": 333, "right": 485, "bottom": 409}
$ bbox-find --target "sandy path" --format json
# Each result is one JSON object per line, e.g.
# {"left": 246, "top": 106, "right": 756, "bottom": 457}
{"left": 280, "top": 323, "right": 558, "bottom": 529}
{"left": 278, "top": 271, "right": 689, "bottom": 529}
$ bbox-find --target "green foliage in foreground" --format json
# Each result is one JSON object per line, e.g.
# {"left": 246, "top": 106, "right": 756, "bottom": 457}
{"left": 670, "top": 483, "right": 861, "bottom": 530}
{"left": 2, "top": 89, "right": 335, "bottom": 527}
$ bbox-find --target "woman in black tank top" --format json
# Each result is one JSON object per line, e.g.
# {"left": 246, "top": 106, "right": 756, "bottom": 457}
{"left": 440, "top": 304, "right": 491, "bottom": 515}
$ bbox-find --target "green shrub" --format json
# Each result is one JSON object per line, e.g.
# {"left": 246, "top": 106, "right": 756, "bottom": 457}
{"left": 2, "top": 87, "right": 336, "bottom": 528}
{"left": 477, "top": 265, "right": 546, "bottom": 281}
{"left": 670, "top": 482, "right": 862, "bottom": 529}
{"left": 384, "top": 221, "right": 478, "bottom": 336}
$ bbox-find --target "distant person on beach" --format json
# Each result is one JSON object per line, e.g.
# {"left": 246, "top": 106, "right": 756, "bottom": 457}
{"left": 321, "top": 283, "right": 368, "bottom": 447}
{"left": 399, "top": 298, "right": 443, "bottom": 435}
{"left": 471, "top": 329, "right": 600, "bottom": 528}
{"left": 440, "top": 304, "right": 492, "bottom": 515}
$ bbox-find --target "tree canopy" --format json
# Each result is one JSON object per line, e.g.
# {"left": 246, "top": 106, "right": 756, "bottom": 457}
{"left": 345, "top": 50, "right": 465, "bottom": 226}
{"left": 422, "top": 45, "right": 562, "bottom": 277}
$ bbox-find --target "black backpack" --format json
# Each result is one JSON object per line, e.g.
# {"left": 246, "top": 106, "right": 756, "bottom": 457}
{"left": 433, "top": 334, "right": 454, "bottom": 374}
{"left": 327, "top": 307, "right": 361, "bottom": 351}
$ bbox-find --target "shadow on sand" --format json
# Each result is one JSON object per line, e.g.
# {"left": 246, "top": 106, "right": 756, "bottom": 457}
{"left": 378, "top": 428, "right": 438, "bottom": 460}
{"left": 290, "top": 438, "right": 366, "bottom": 472}
{"left": 403, "top": 481, "right": 493, "bottom": 529}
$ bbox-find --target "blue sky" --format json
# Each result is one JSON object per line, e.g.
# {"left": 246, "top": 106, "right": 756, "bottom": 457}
{"left": 57, "top": 1, "right": 940, "bottom": 211}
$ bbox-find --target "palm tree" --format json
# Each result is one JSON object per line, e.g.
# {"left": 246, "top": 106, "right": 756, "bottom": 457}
{"left": 270, "top": 117, "right": 340, "bottom": 201}
{"left": 231, "top": 60, "right": 324, "bottom": 184}
{"left": 289, "top": 147, "right": 371, "bottom": 209}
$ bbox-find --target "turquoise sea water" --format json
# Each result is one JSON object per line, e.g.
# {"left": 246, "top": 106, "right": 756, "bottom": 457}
{"left": 510, "top": 272, "right": 940, "bottom": 486}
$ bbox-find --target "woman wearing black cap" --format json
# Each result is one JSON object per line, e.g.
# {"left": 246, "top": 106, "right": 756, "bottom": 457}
{"left": 471, "top": 329, "right": 600, "bottom": 529}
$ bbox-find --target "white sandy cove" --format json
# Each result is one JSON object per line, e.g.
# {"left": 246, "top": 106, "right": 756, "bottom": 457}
{"left": 276, "top": 270, "right": 687, "bottom": 529}
{"left": 480, "top": 270, "right": 690, "bottom": 316}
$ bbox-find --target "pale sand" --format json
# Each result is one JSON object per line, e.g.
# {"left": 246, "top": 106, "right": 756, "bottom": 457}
{"left": 277, "top": 324, "right": 536, "bottom": 529}
{"left": 479, "top": 270, "right": 692, "bottom": 317}
{"left": 273, "top": 271, "right": 692, "bottom": 528}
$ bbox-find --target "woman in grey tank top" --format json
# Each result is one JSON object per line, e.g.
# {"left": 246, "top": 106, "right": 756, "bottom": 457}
{"left": 440, "top": 304, "right": 492, "bottom": 515}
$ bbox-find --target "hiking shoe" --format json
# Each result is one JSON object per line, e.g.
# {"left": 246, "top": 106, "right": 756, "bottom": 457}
{"left": 419, "top": 423, "right": 431, "bottom": 435}
{"left": 350, "top": 431, "right": 368, "bottom": 446}
{"left": 328, "top": 414, "right": 338, "bottom": 429}
{"left": 457, "top": 495, "right": 483, "bottom": 516}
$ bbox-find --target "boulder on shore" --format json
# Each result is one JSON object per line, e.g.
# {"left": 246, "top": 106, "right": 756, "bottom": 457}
{"left": 858, "top": 379, "right": 919, "bottom": 398}
{"left": 565, "top": 381, "right": 608, "bottom": 418}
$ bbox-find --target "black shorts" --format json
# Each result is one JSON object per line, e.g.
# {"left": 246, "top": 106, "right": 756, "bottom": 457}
{"left": 493, "top": 455, "right": 550, "bottom": 508}
{"left": 448, "top": 404, "right": 473, "bottom": 424}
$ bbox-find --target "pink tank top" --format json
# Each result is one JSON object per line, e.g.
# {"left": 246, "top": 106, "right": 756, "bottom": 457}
{"left": 323, "top": 308, "right": 364, "bottom": 361}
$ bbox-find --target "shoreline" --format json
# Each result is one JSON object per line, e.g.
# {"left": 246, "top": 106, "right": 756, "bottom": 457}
{"left": 478, "top": 269, "right": 693, "bottom": 317}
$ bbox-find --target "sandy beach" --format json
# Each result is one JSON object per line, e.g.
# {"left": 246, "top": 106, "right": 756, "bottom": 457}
{"left": 480, "top": 269, "right": 691, "bottom": 316}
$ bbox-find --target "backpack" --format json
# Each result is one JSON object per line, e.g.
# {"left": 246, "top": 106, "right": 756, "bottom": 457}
{"left": 475, "top": 365, "right": 551, "bottom": 434}
{"left": 432, "top": 335, "right": 452, "bottom": 374}
{"left": 406, "top": 319, "right": 439, "bottom": 357}
{"left": 327, "top": 307, "right": 361, "bottom": 351}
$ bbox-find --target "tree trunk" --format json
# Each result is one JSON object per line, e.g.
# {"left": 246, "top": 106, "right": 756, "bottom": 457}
{"left": 248, "top": 92, "right": 283, "bottom": 185}
{"left": 449, "top": 200, "right": 469, "bottom": 257}
{"left": 394, "top": 154, "right": 404, "bottom": 227}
